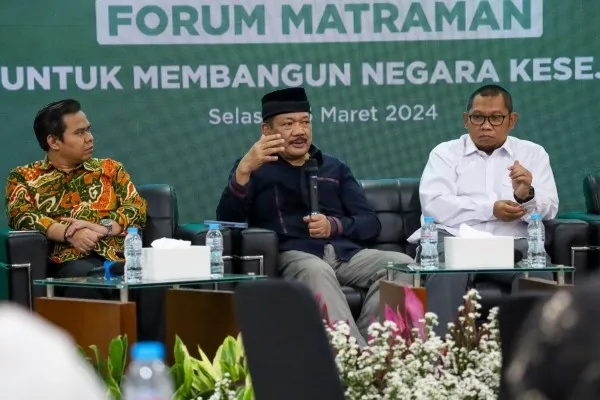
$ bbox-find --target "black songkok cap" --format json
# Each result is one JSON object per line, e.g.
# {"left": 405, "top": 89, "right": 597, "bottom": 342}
{"left": 261, "top": 87, "right": 311, "bottom": 121}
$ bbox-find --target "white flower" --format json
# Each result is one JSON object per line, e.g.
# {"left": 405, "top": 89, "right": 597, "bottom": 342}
{"left": 325, "top": 289, "right": 501, "bottom": 399}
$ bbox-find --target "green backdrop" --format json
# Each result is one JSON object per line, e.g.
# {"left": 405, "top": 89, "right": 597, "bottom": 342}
{"left": 1, "top": 0, "right": 599, "bottom": 228}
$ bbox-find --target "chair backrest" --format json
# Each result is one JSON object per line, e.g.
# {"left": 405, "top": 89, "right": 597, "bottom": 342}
{"left": 498, "top": 292, "right": 551, "bottom": 399}
{"left": 360, "top": 178, "right": 421, "bottom": 256}
{"left": 137, "top": 184, "right": 178, "bottom": 247}
{"left": 584, "top": 174, "right": 600, "bottom": 215}
{"left": 234, "top": 280, "right": 346, "bottom": 400}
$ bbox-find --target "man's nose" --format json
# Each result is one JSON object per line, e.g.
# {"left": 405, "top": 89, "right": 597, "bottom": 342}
{"left": 292, "top": 125, "right": 305, "bottom": 135}
{"left": 481, "top": 119, "right": 493, "bottom": 130}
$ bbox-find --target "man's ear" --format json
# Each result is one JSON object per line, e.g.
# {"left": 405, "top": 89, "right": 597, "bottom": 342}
{"left": 462, "top": 112, "right": 469, "bottom": 128}
{"left": 47, "top": 135, "right": 60, "bottom": 151}
{"left": 260, "top": 122, "right": 271, "bottom": 136}
{"left": 508, "top": 112, "right": 519, "bottom": 130}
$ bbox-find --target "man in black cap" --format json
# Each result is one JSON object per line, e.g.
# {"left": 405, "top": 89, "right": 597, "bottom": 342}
{"left": 217, "top": 87, "right": 462, "bottom": 345}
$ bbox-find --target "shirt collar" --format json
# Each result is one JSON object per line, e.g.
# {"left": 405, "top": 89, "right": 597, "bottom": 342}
{"left": 308, "top": 145, "right": 324, "bottom": 165}
{"left": 38, "top": 156, "right": 100, "bottom": 172}
{"left": 463, "top": 135, "right": 514, "bottom": 157}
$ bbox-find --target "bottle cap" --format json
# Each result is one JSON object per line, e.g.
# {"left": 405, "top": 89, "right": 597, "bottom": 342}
{"left": 531, "top": 213, "right": 541, "bottom": 220}
{"left": 209, "top": 223, "right": 220, "bottom": 230}
{"left": 131, "top": 342, "right": 165, "bottom": 362}
{"left": 127, "top": 227, "right": 138, "bottom": 234}
{"left": 423, "top": 216, "right": 435, "bottom": 223}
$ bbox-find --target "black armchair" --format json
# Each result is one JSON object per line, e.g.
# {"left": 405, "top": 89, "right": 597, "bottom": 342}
{"left": 232, "top": 178, "right": 588, "bottom": 318}
{"left": 0, "top": 184, "right": 231, "bottom": 340}
{"left": 558, "top": 174, "right": 600, "bottom": 274}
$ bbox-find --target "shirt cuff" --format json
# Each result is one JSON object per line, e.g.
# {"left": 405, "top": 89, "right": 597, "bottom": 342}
{"left": 229, "top": 176, "right": 248, "bottom": 199}
{"left": 108, "top": 211, "right": 126, "bottom": 228}
{"left": 327, "top": 216, "right": 343, "bottom": 237}
{"left": 520, "top": 197, "right": 539, "bottom": 220}
{"left": 36, "top": 216, "right": 58, "bottom": 234}
{"left": 481, "top": 199, "right": 496, "bottom": 221}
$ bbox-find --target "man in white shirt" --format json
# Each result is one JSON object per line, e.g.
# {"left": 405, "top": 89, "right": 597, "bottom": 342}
{"left": 412, "top": 84, "right": 558, "bottom": 292}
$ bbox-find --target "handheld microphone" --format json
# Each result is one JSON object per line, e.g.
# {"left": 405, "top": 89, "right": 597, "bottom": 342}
{"left": 86, "top": 261, "right": 125, "bottom": 278}
{"left": 305, "top": 159, "right": 320, "bottom": 215}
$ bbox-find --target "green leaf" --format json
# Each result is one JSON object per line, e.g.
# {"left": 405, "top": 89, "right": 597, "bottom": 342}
{"left": 108, "top": 335, "right": 127, "bottom": 386}
{"left": 171, "top": 338, "right": 194, "bottom": 394}
{"left": 219, "top": 337, "right": 239, "bottom": 381}
{"left": 235, "top": 376, "right": 254, "bottom": 400}
{"left": 182, "top": 351, "right": 194, "bottom": 391}
{"left": 105, "top": 375, "right": 122, "bottom": 400}
{"left": 77, "top": 346, "right": 93, "bottom": 365}
{"left": 170, "top": 364, "right": 185, "bottom": 389}
{"left": 191, "top": 369, "right": 215, "bottom": 394}
{"left": 172, "top": 377, "right": 193, "bottom": 400}
{"left": 197, "top": 345, "right": 217, "bottom": 376}
{"left": 173, "top": 336, "right": 187, "bottom": 365}
{"left": 235, "top": 333, "right": 245, "bottom": 358}
{"left": 89, "top": 344, "right": 107, "bottom": 380}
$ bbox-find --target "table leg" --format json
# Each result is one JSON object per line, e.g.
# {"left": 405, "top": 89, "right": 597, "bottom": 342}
{"left": 557, "top": 270, "right": 565, "bottom": 286}
{"left": 413, "top": 273, "right": 421, "bottom": 288}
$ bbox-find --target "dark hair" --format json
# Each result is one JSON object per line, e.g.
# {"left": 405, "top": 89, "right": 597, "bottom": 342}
{"left": 506, "top": 279, "right": 600, "bottom": 399}
{"left": 33, "top": 99, "right": 81, "bottom": 151}
{"left": 264, "top": 116, "right": 274, "bottom": 128}
{"left": 466, "top": 85, "right": 513, "bottom": 113}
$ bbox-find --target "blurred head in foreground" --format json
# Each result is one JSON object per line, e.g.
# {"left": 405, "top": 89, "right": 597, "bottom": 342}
{"left": 507, "top": 280, "right": 600, "bottom": 399}
{"left": 0, "top": 305, "right": 106, "bottom": 400}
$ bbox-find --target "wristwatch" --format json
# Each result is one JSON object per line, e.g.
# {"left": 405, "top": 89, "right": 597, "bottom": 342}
{"left": 100, "top": 219, "right": 113, "bottom": 236}
{"left": 515, "top": 187, "right": 535, "bottom": 204}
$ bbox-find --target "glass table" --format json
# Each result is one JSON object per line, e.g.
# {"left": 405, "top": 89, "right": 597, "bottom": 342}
{"left": 571, "top": 246, "right": 600, "bottom": 269}
{"left": 382, "top": 262, "right": 575, "bottom": 288}
{"left": 33, "top": 274, "right": 267, "bottom": 303}
{"left": 32, "top": 273, "right": 268, "bottom": 363}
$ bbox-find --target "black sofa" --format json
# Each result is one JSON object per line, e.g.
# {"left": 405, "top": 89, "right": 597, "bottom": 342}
{"left": 231, "top": 178, "right": 589, "bottom": 319}
{"left": 0, "top": 184, "right": 233, "bottom": 341}
{"left": 559, "top": 173, "right": 600, "bottom": 274}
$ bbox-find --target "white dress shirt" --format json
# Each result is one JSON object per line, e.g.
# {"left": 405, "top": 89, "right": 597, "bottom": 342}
{"left": 408, "top": 134, "right": 559, "bottom": 242}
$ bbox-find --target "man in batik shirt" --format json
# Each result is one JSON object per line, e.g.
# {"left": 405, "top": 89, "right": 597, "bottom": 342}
{"left": 5, "top": 99, "right": 146, "bottom": 282}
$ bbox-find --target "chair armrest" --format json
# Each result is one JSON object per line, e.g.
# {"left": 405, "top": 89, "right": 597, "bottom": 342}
{"left": 175, "top": 224, "right": 234, "bottom": 273}
{"left": 235, "top": 228, "right": 279, "bottom": 277}
{"left": 557, "top": 212, "right": 600, "bottom": 222}
{"left": 543, "top": 219, "right": 588, "bottom": 269}
{"left": 0, "top": 229, "right": 49, "bottom": 309}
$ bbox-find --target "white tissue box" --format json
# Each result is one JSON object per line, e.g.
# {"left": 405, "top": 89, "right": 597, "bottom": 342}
{"left": 142, "top": 246, "right": 210, "bottom": 281}
{"left": 444, "top": 236, "right": 514, "bottom": 269}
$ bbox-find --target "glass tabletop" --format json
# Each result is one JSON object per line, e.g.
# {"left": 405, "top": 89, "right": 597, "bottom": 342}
{"left": 572, "top": 246, "right": 600, "bottom": 251}
{"left": 33, "top": 274, "right": 267, "bottom": 289}
{"left": 383, "top": 262, "right": 575, "bottom": 275}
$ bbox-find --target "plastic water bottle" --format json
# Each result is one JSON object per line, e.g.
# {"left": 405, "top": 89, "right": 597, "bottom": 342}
{"left": 420, "top": 217, "right": 439, "bottom": 269}
{"left": 124, "top": 227, "right": 143, "bottom": 282}
{"left": 527, "top": 213, "right": 547, "bottom": 268}
{"left": 122, "top": 342, "right": 174, "bottom": 400}
{"left": 206, "top": 223, "right": 224, "bottom": 278}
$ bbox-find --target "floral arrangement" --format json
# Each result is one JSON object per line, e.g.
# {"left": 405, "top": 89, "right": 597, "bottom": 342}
{"left": 82, "top": 288, "right": 500, "bottom": 400}
{"left": 322, "top": 288, "right": 501, "bottom": 400}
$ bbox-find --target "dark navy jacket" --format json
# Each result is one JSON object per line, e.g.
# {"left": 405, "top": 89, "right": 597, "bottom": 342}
{"left": 216, "top": 145, "right": 381, "bottom": 261}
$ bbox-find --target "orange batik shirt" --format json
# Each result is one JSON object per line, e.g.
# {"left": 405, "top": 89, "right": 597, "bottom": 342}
{"left": 5, "top": 157, "right": 147, "bottom": 264}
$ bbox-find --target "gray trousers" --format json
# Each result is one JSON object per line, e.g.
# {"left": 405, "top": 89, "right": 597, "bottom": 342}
{"left": 279, "top": 244, "right": 468, "bottom": 346}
